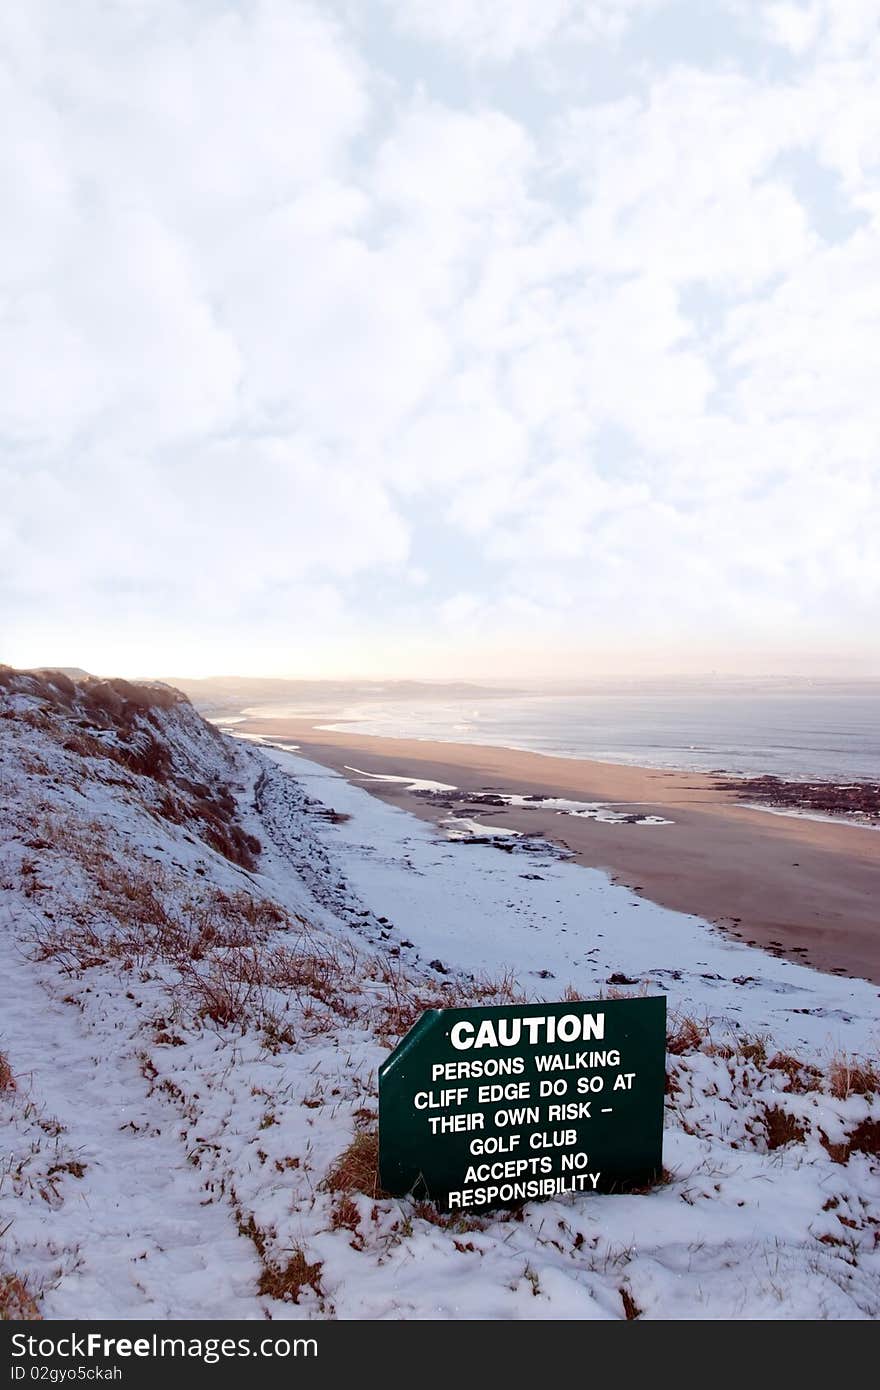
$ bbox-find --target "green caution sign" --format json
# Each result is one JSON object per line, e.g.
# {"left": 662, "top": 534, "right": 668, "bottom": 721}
{"left": 379, "top": 996, "right": 666, "bottom": 1211}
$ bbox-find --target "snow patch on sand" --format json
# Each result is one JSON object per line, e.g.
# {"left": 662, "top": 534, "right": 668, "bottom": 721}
{"left": 441, "top": 816, "right": 523, "bottom": 840}
{"left": 343, "top": 765, "right": 457, "bottom": 793}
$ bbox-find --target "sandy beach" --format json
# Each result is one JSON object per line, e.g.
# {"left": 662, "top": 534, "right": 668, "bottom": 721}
{"left": 232, "top": 714, "right": 880, "bottom": 986}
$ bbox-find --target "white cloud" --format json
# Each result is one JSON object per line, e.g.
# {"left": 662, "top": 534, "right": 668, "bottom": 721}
{"left": 762, "top": 3, "right": 823, "bottom": 55}
{"left": 762, "top": 1, "right": 879, "bottom": 59}
{"left": 0, "top": 0, "right": 368, "bottom": 454}
{"left": 382, "top": 0, "right": 665, "bottom": 61}
{"left": 558, "top": 74, "right": 819, "bottom": 288}
{"left": 1, "top": 0, "right": 878, "bottom": 676}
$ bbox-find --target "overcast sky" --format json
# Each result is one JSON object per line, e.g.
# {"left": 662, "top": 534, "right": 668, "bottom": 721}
{"left": 2, "top": 1, "right": 878, "bottom": 679}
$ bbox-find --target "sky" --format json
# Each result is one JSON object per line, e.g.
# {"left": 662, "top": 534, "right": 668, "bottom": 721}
{"left": 1, "top": 0, "right": 879, "bottom": 680}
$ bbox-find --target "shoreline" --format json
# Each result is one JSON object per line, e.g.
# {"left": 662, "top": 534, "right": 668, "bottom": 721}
{"left": 231, "top": 714, "right": 880, "bottom": 986}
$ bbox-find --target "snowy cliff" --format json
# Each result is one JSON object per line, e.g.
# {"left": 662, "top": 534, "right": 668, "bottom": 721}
{"left": 0, "top": 668, "right": 878, "bottom": 1320}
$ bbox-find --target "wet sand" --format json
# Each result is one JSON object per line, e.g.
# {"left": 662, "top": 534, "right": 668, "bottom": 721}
{"left": 235, "top": 715, "right": 880, "bottom": 986}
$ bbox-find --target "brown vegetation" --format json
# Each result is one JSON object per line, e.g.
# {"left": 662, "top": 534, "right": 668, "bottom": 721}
{"left": 762, "top": 1105, "right": 807, "bottom": 1151}
{"left": 323, "top": 1131, "right": 382, "bottom": 1199}
{"left": 767, "top": 1052, "right": 822, "bottom": 1094}
{"left": 821, "top": 1118, "right": 880, "bottom": 1165}
{"left": 0, "top": 666, "right": 189, "bottom": 723}
{"left": 376, "top": 962, "right": 523, "bottom": 1040}
{"left": 0, "top": 1051, "right": 15, "bottom": 1092}
{"left": 330, "top": 1194, "right": 364, "bottom": 1244}
{"left": 620, "top": 1285, "right": 642, "bottom": 1319}
{"left": 0, "top": 1273, "right": 42, "bottom": 1320}
{"left": 257, "top": 1248, "right": 324, "bottom": 1304}
{"left": 1, "top": 665, "right": 258, "bottom": 870}
{"left": 666, "top": 1015, "right": 705, "bottom": 1055}
{"left": 827, "top": 1054, "right": 879, "bottom": 1101}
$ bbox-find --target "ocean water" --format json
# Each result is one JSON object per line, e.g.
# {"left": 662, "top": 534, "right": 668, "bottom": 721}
{"left": 303, "top": 692, "right": 880, "bottom": 782}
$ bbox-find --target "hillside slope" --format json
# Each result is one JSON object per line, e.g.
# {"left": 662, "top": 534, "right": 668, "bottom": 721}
{"left": 1, "top": 668, "right": 878, "bottom": 1320}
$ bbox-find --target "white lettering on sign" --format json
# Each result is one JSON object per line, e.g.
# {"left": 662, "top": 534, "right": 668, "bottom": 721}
{"left": 463, "top": 1157, "right": 551, "bottom": 1183}
{"left": 469, "top": 1134, "right": 521, "bottom": 1155}
{"left": 476, "top": 1082, "right": 531, "bottom": 1103}
{"left": 534, "top": 1050, "right": 620, "bottom": 1071}
{"left": 446, "top": 1172, "right": 602, "bottom": 1207}
{"left": 546, "top": 1102, "right": 592, "bottom": 1121}
{"left": 426, "top": 1112, "right": 485, "bottom": 1134}
{"left": 432, "top": 1057, "right": 526, "bottom": 1081}
{"left": 414, "top": 1088, "right": 469, "bottom": 1110}
{"left": 450, "top": 1013, "right": 605, "bottom": 1051}
{"left": 529, "top": 1129, "right": 577, "bottom": 1150}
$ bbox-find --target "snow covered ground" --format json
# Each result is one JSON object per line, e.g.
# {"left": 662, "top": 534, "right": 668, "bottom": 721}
{"left": 1, "top": 671, "right": 879, "bottom": 1320}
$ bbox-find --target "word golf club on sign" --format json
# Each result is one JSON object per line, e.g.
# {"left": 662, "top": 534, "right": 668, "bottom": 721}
{"left": 379, "top": 996, "right": 666, "bottom": 1212}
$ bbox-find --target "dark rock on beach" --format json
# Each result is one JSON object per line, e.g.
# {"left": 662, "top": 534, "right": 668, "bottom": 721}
{"left": 717, "top": 773, "right": 880, "bottom": 823}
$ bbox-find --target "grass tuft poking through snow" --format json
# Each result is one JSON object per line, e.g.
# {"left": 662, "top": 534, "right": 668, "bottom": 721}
{"left": 323, "top": 1131, "right": 382, "bottom": 1201}
{"left": 0, "top": 1273, "right": 42, "bottom": 1321}
{"left": 0, "top": 1053, "right": 15, "bottom": 1093}
{"left": 827, "top": 1055, "right": 880, "bottom": 1102}
{"left": 257, "top": 1248, "right": 325, "bottom": 1306}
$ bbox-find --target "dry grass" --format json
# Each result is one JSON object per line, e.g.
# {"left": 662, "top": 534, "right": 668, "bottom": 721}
{"left": 329, "top": 1194, "right": 363, "bottom": 1244}
{"left": 323, "top": 1130, "right": 382, "bottom": 1199}
{"left": 235, "top": 1208, "right": 323, "bottom": 1304}
{"left": 697, "top": 1031, "right": 771, "bottom": 1068}
{"left": 261, "top": 1013, "right": 297, "bottom": 1052}
{"left": 827, "top": 1054, "right": 879, "bottom": 1101}
{"left": 407, "top": 1200, "right": 486, "bottom": 1233}
{"left": 762, "top": 1104, "right": 807, "bottom": 1151}
{"left": 257, "top": 1248, "right": 323, "bottom": 1304}
{"left": 177, "top": 946, "right": 269, "bottom": 1028}
{"left": 175, "top": 931, "right": 363, "bottom": 1033}
{"left": 0, "top": 1052, "right": 15, "bottom": 1093}
{"left": 667, "top": 1025, "right": 876, "bottom": 1112}
{"left": 0, "top": 1273, "right": 42, "bottom": 1320}
{"left": 620, "top": 1285, "right": 642, "bottom": 1319}
{"left": 3, "top": 665, "right": 259, "bottom": 871}
{"left": 264, "top": 939, "right": 359, "bottom": 1013}
{"left": 375, "top": 961, "right": 524, "bottom": 1040}
{"left": 28, "top": 853, "right": 354, "bottom": 1037}
{"left": 736, "top": 1035, "right": 769, "bottom": 1066}
{"left": 767, "top": 1052, "right": 822, "bottom": 1094}
{"left": 33, "top": 812, "right": 115, "bottom": 872}
{"left": 821, "top": 1117, "right": 880, "bottom": 1165}
{"left": 25, "top": 845, "right": 389, "bottom": 1040}
{"left": 7, "top": 813, "right": 374, "bottom": 1040}
{"left": 846, "top": 1117, "right": 880, "bottom": 1158}
{"left": 666, "top": 1015, "right": 706, "bottom": 1055}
